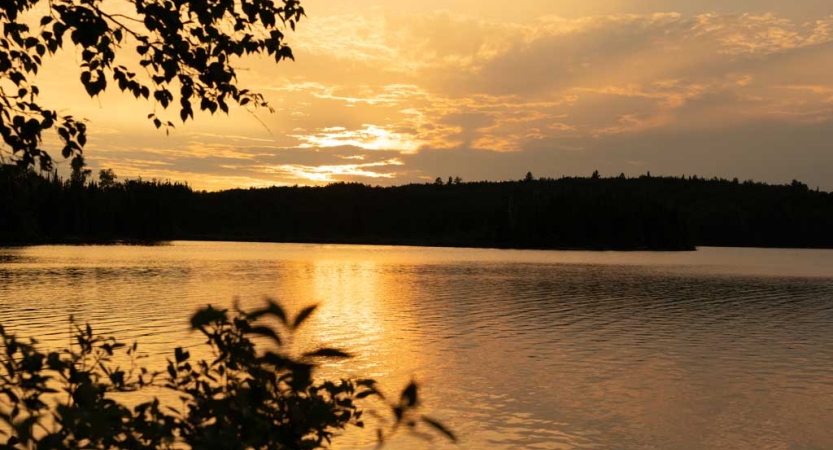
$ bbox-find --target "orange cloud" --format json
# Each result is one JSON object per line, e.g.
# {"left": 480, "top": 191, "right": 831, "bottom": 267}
{"left": 263, "top": 158, "right": 405, "bottom": 183}
{"left": 22, "top": 5, "right": 833, "bottom": 190}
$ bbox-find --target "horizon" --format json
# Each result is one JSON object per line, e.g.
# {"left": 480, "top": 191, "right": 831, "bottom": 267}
{"left": 68, "top": 169, "right": 833, "bottom": 195}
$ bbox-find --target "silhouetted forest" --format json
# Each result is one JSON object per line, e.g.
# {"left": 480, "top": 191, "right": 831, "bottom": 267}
{"left": 3, "top": 164, "right": 833, "bottom": 250}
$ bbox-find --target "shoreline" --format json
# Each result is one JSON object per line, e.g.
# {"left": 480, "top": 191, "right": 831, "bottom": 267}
{"left": 7, "top": 235, "right": 833, "bottom": 251}
{"left": 7, "top": 237, "right": 833, "bottom": 251}
{"left": 0, "top": 235, "right": 732, "bottom": 252}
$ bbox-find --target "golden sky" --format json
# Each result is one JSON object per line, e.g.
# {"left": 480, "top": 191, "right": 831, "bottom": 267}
{"left": 31, "top": 0, "right": 833, "bottom": 190}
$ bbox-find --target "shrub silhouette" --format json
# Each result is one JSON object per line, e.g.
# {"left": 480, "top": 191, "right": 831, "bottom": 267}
{"left": 0, "top": 300, "right": 455, "bottom": 449}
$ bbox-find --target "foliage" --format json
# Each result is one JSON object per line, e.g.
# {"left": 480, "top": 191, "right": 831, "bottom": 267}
{"left": 69, "top": 154, "right": 90, "bottom": 187}
{"left": 98, "top": 168, "right": 116, "bottom": 189}
{"left": 0, "top": 0, "right": 303, "bottom": 170}
{"left": 3, "top": 165, "right": 833, "bottom": 249}
{"left": 0, "top": 300, "right": 456, "bottom": 449}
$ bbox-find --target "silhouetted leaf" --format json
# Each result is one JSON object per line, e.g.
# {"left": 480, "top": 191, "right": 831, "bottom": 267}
{"left": 174, "top": 347, "right": 190, "bottom": 363}
{"left": 355, "top": 389, "right": 381, "bottom": 399}
{"left": 259, "top": 351, "right": 289, "bottom": 368}
{"left": 421, "top": 416, "right": 457, "bottom": 442}
{"left": 190, "top": 305, "right": 227, "bottom": 330}
{"left": 400, "top": 381, "right": 418, "bottom": 407}
{"left": 303, "top": 348, "right": 351, "bottom": 358}
{"left": 244, "top": 325, "right": 282, "bottom": 345}
{"left": 247, "top": 299, "right": 288, "bottom": 325}
{"left": 292, "top": 304, "right": 317, "bottom": 329}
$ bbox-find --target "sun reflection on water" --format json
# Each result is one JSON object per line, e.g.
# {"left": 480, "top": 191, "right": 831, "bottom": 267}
{"left": 300, "top": 260, "right": 423, "bottom": 386}
{"left": 3, "top": 243, "right": 833, "bottom": 449}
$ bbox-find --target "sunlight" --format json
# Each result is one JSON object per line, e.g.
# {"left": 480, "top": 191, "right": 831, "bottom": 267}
{"left": 264, "top": 158, "right": 404, "bottom": 183}
{"left": 303, "top": 257, "right": 423, "bottom": 387}
{"left": 293, "top": 124, "right": 424, "bottom": 153}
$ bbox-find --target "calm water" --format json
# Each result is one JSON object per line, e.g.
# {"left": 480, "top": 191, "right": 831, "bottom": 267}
{"left": 1, "top": 242, "right": 832, "bottom": 449}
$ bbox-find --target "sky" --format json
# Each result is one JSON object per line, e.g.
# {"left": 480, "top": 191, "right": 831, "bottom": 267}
{"left": 30, "top": 0, "right": 833, "bottom": 190}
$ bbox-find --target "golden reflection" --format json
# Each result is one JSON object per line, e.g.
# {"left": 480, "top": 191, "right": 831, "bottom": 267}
{"left": 298, "top": 260, "right": 422, "bottom": 384}
{"left": 5, "top": 243, "right": 833, "bottom": 449}
{"left": 290, "top": 259, "right": 427, "bottom": 449}
{"left": 310, "top": 260, "right": 386, "bottom": 345}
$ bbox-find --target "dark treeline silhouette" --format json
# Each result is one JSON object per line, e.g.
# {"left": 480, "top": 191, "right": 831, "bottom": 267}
{"left": 3, "top": 165, "right": 833, "bottom": 250}
{"left": 0, "top": 164, "right": 190, "bottom": 244}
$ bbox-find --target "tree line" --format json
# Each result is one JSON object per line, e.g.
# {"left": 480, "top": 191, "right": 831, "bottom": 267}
{"left": 2, "top": 165, "right": 832, "bottom": 250}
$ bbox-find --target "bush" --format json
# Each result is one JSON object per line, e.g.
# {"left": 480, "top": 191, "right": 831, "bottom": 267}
{"left": 0, "top": 300, "right": 455, "bottom": 449}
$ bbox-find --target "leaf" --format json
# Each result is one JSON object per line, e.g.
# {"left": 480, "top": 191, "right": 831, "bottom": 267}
{"left": 302, "top": 348, "right": 351, "bottom": 358}
{"left": 292, "top": 305, "right": 317, "bottom": 329}
{"left": 80, "top": 71, "right": 91, "bottom": 87}
{"left": 421, "top": 416, "right": 457, "bottom": 442}
{"left": 264, "top": 299, "right": 288, "bottom": 324}
{"left": 200, "top": 98, "right": 217, "bottom": 114}
{"left": 244, "top": 326, "right": 282, "bottom": 345}
{"left": 189, "top": 305, "right": 227, "bottom": 330}
{"left": 259, "top": 351, "right": 289, "bottom": 368}
{"left": 400, "top": 381, "right": 418, "bottom": 407}
{"left": 355, "top": 389, "right": 381, "bottom": 399}
{"left": 174, "top": 347, "right": 189, "bottom": 363}
{"left": 109, "top": 371, "right": 125, "bottom": 387}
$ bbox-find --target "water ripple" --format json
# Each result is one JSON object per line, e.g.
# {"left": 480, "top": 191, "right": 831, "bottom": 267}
{"left": 1, "top": 243, "right": 833, "bottom": 449}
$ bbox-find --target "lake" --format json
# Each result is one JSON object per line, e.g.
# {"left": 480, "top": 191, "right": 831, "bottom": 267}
{"left": 1, "top": 242, "right": 832, "bottom": 449}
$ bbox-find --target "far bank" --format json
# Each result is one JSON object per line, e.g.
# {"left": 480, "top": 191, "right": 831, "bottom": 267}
{"left": 3, "top": 165, "right": 832, "bottom": 251}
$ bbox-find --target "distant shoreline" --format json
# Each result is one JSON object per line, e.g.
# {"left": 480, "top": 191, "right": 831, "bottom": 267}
{"left": 4, "top": 167, "right": 832, "bottom": 251}
{"left": 8, "top": 236, "right": 833, "bottom": 253}
{"left": 10, "top": 237, "right": 833, "bottom": 252}
{"left": 0, "top": 235, "right": 727, "bottom": 252}
{"left": 2, "top": 234, "right": 698, "bottom": 251}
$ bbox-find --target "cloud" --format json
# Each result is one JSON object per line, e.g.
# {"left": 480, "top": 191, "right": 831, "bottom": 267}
{"left": 291, "top": 124, "right": 424, "bottom": 152}
{"left": 34, "top": 5, "right": 833, "bottom": 190}
{"left": 262, "top": 158, "right": 405, "bottom": 183}
{"left": 279, "top": 10, "right": 833, "bottom": 155}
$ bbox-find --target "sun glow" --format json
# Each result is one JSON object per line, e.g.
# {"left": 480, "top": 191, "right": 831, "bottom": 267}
{"left": 292, "top": 124, "right": 424, "bottom": 153}
{"left": 263, "top": 158, "right": 405, "bottom": 183}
